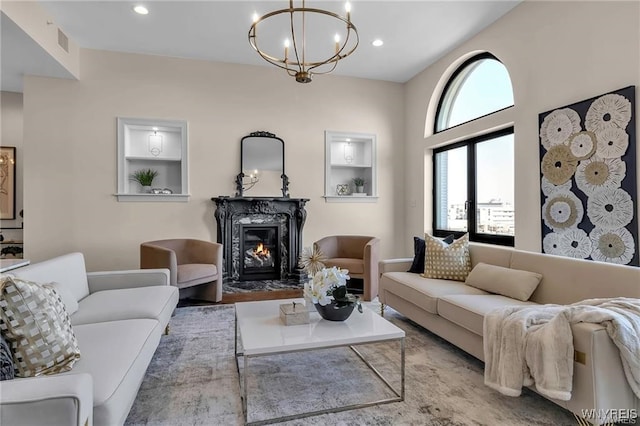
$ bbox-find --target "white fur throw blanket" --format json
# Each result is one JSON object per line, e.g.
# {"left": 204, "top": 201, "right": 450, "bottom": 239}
{"left": 483, "top": 297, "right": 640, "bottom": 401}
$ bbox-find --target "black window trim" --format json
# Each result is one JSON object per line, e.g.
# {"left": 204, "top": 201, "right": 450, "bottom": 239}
{"left": 434, "top": 52, "right": 514, "bottom": 134}
{"left": 432, "top": 126, "right": 515, "bottom": 247}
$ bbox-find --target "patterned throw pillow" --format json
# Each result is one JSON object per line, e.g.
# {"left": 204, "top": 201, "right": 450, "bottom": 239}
{"left": 0, "top": 333, "right": 14, "bottom": 380}
{"left": 407, "top": 234, "right": 455, "bottom": 274}
{"left": 423, "top": 233, "right": 471, "bottom": 281}
{"left": 0, "top": 276, "right": 81, "bottom": 377}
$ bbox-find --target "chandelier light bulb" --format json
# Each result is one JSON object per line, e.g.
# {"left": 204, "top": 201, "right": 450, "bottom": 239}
{"left": 252, "top": 12, "right": 259, "bottom": 23}
{"left": 284, "top": 39, "right": 290, "bottom": 48}
{"left": 372, "top": 39, "right": 384, "bottom": 47}
{"left": 345, "top": 2, "right": 351, "bottom": 13}
{"left": 133, "top": 5, "right": 149, "bottom": 15}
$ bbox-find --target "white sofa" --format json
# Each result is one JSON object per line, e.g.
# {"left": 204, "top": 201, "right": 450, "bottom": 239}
{"left": 379, "top": 242, "right": 640, "bottom": 424}
{"left": 0, "top": 253, "right": 179, "bottom": 426}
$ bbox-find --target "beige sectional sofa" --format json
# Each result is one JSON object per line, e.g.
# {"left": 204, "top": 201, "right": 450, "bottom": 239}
{"left": 379, "top": 242, "right": 640, "bottom": 423}
{"left": 0, "top": 253, "right": 179, "bottom": 426}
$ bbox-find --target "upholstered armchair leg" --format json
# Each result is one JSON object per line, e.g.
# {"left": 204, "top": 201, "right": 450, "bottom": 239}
{"left": 164, "top": 324, "right": 170, "bottom": 335}
{"left": 380, "top": 303, "right": 385, "bottom": 317}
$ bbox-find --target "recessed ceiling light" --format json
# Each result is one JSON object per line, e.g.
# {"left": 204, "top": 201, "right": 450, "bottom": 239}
{"left": 133, "top": 5, "right": 149, "bottom": 15}
{"left": 372, "top": 39, "right": 384, "bottom": 47}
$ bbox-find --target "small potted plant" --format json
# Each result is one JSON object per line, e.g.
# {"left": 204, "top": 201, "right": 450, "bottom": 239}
{"left": 352, "top": 177, "right": 366, "bottom": 193}
{"left": 304, "top": 266, "right": 362, "bottom": 321}
{"left": 130, "top": 168, "right": 158, "bottom": 193}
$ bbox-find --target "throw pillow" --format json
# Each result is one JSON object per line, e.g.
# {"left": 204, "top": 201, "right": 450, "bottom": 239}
{"left": 0, "top": 276, "right": 81, "bottom": 377}
{"left": 408, "top": 234, "right": 455, "bottom": 273}
{"left": 48, "top": 281, "right": 79, "bottom": 316}
{"left": 0, "top": 333, "right": 14, "bottom": 380}
{"left": 465, "top": 262, "right": 543, "bottom": 301}
{"left": 423, "top": 233, "right": 471, "bottom": 281}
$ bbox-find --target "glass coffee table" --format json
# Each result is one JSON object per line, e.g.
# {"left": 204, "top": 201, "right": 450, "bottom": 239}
{"left": 235, "top": 298, "right": 405, "bottom": 425}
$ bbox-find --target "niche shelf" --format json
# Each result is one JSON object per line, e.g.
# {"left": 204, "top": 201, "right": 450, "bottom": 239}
{"left": 115, "top": 117, "right": 189, "bottom": 202}
{"left": 324, "top": 131, "right": 377, "bottom": 203}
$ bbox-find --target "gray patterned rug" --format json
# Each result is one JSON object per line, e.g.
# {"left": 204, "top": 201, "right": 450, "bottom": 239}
{"left": 125, "top": 304, "right": 576, "bottom": 425}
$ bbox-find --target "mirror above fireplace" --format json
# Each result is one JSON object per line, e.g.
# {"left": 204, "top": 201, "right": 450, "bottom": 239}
{"left": 235, "top": 131, "right": 289, "bottom": 198}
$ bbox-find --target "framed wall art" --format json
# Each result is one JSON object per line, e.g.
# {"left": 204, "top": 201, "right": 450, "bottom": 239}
{"left": 0, "top": 146, "right": 16, "bottom": 220}
{"left": 539, "top": 86, "right": 637, "bottom": 266}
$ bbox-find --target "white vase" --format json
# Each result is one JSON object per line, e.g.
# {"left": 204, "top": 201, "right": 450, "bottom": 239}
{"left": 356, "top": 186, "right": 364, "bottom": 193}
{"left": 141, "top": 185, "right": 152, "bottom": 193}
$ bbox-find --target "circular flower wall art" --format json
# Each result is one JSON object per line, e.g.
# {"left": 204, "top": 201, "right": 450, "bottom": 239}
{"left": 540, "top": 108, "right": 581, "bottom": 150}
{"left": 595, "top": 127, "right": 629, "bottom": 158}
{"left": 539, "top": 86, "right": 637, "bottom": 266}
{"left": 567, "top": 131, "right": 597, "bottom": 160}
{"left": 575, "top": 156, "right": 626, "bottom": 196}
{"left": 541, "top": 145, "right": 578, "bottom": 185}
{"left": 542, "top": 191, "right": 583, "bottom": 232}
{"left": 585, "top": 93, "right": 632, "bottom": 133}
{"left": 541, "top": 176, "right": 572, "bottom": 197}
{"left": 590, "top": 227, "right": 636, "bottom": 265}
{"left": 586, "top": 188, "right": 633, "bottom": 231}
{"left": 558, "top": 228, "right": 592, "bottom": 259}
{"left": 542, "top": 232, "right": 562, "bottom": 256}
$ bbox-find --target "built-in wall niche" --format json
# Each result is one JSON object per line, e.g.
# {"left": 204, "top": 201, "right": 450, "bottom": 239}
{"left": 116, "top": 117, "right": 189, "bottom": 202}
{"left": 324, "top": 131, "right": 377, "bottom": 202}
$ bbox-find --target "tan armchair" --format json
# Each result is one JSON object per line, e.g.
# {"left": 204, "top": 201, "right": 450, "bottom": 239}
{"left": 140, "top": 239, "right": 223, "bottom": 302}
{"left": 314, "top": 235, "right": 380, "bottom": 301}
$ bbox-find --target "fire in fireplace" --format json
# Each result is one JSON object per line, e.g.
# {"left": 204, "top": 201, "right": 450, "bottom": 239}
{"left": 240, "top": 225, "right": 280, "bottom": 280}
{"left": 245, "top": 242, "right": 273, "bottom": 268}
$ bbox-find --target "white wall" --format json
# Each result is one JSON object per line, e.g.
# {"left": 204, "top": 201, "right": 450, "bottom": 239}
{"left": 23, "top": 49, "right": 405, "bottom": 270}
{"left": 0, "top": 91, "right": 24, "bottom": 240}
{"left": 403, "top": 0, "right": 640, "bottom": 254}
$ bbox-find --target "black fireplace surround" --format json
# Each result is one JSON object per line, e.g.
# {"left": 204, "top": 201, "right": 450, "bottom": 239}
{"left": 212, "top": 196, "right": 309, "bottom": 282}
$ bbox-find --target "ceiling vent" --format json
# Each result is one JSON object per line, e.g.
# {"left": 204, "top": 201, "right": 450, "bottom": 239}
{"left": 57, "top": 28, "right": 69, "bottom": 53}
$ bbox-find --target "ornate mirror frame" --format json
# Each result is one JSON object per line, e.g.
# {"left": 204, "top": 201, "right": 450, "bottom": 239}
{"left": 235, "top": 131, "right": 289, "bottom": 198}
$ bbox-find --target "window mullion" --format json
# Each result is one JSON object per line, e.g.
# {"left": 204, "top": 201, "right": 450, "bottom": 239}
{"left": 467, "top": 143, "right": 476, "bottom": 240}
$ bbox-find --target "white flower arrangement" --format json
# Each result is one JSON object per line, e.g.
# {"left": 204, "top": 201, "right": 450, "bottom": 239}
{"left": 304, "top": 266, "right": 362, "bottom": 312}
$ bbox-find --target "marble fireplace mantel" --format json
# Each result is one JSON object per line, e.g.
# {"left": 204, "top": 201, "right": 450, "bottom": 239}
{"left": 211, "top": 196, "right": 309, "bottom": 282}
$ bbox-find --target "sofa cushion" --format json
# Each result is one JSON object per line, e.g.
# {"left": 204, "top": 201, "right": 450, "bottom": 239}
{"left": 380, "top": 272, "right": 488, "bottom": 314}
{"left": 71, "top": 286, "right": 178, "bottom": 326}
{"left": 423, "top": 233, "right": 471, "bottom": 282}
{"left": 465, "top": 262, "right": 543, "bottom": 301}
{"left": 0, "top": 276, "right": 80, "bottom": 377}
{"left": 176, "top": 264, "right": 217, "bottom": 287}
{"left": 324, "top": 258, "right": 364, "bottom": 275}
{"left": 408, "top": 235, "right": 455, "bottom": 274}
{"left": 13, "top": 253, "right": 89, "bottom": 305}
{"left": 65, "top": 319, "right": 161, "bottom": 425}
{"left": 438, "top": 294, "right": 538, "bottom": 336}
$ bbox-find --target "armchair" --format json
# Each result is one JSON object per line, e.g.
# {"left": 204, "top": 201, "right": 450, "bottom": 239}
{"left": 140, "top": 239, "right": 223, "bottom": 302}
{"left": 314, "top": 235, "right": 380, "bottom": 301}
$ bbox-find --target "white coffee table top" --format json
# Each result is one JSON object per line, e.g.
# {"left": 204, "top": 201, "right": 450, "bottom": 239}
{"left": 235, "top": 298, "right": 405, "bottom": 356}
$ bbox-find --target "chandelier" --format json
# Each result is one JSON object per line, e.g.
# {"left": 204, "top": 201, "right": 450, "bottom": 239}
{"left": 249, "top": 1, "right": 359, "bottom": 83}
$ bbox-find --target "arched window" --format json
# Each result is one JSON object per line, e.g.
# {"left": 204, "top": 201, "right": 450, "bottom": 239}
{"left": 432, "top": 53, "right": 515, "bottom": 246}
{"left": 435, "top": 53, "right": 513, "bottom": 132}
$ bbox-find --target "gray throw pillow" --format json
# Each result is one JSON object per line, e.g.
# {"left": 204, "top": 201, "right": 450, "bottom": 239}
{"left": 0, "top": 333, "right": 14, "bottom": 380}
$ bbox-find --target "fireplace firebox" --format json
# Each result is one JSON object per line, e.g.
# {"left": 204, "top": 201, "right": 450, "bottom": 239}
{"left": 240, "top": 224, "right": 280, "bottom": 280}
{"left": 212, "top": 196, "right": 309, "bottom": 284}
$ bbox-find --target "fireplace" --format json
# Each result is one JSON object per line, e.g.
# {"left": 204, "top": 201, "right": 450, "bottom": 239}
{"left": 240, "top": 224, "right": 280, "bottom": 280}
{"left": 212, "top": 196, "right": 309, "bottom": 284}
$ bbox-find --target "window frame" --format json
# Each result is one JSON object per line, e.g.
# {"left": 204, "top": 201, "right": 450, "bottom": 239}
{"left": 432, "top": 126, "right": 515, "bottom": 247}
{"left": 434, "top": 52, "right": 514, "bottom": 134}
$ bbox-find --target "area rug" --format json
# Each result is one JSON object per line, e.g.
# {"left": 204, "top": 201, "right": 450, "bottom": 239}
{"left": 125, "top": 305, "right": 576, "bottom": 425}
